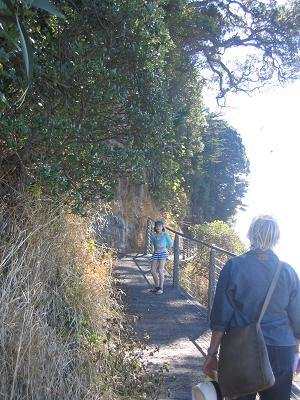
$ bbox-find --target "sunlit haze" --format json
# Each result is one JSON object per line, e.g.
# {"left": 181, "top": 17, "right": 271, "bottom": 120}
{"left": 205, "top": 80, "right": 300, "bottom": 275}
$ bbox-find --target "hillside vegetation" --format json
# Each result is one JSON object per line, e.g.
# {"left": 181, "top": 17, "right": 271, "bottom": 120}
{"left": 2, "top": 1, "right": 300, "bottom": 219}
{"left": 0, "top": 186, "right": 163, "bottom": 399}
{"left": 1, "top": 0, "right": 300, "bottom": 398}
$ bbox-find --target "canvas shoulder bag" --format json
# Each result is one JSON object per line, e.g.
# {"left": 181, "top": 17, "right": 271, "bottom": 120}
{"left": 218, "top": 260, "right": 282, "bottom": 399}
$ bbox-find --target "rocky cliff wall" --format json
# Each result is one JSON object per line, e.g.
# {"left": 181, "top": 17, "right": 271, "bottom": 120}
{"left": 93, "top": 179, "right": 161, "bottom": 252}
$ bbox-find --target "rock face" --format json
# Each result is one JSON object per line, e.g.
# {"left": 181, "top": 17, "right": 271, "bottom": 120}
{"left": 93, "top": 213, "right": 127, "bottom": 250}
{"left": 93, "top": 178, "right": 155, "bottom": 252}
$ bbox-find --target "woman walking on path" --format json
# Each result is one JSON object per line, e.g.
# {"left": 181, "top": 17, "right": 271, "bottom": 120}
{"left": 203, "top": 215, "right": 300, "bottom": 399}
{"left": 150, "top": 220, "right": 173, "bottom": 295}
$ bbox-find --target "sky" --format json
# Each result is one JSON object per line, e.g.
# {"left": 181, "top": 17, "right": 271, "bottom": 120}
{"left": 205, "top": 80, "right": 300, "bottom": 274}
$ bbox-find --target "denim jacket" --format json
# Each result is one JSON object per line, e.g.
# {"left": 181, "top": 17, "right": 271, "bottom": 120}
{"left": 210, "top": 249, "right": 300, "bottom": 346}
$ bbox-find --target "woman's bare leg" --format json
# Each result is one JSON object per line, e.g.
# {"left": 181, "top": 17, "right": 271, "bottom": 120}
{"left": 151, "top": 260, "right": 159, "bottom": 287}
{"left": 158, "top": 259, "right": 166, "bottom": 289}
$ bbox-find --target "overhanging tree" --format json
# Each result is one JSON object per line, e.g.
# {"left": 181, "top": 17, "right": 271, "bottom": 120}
{"left": 1, "top": 0, "right": 299, "bottom": 215}
{"left": 164, "top": 0, "right": 300, "bottom": 99}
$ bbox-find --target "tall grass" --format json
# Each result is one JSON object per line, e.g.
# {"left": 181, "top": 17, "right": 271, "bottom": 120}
{"left": 0, "top": 193, "right": 161, "bottom": 399}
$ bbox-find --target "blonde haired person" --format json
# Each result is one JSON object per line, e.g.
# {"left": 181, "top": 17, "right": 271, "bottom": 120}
{"left": 203, "top": 215, "right": 300, "bottom": 400}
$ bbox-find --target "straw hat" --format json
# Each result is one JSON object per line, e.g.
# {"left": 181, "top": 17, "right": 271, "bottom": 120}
{"left": 192, "top": 381, "right": 222, "bottom": 400}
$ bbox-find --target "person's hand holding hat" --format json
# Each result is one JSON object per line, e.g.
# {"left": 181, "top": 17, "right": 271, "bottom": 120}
{"left": 203, "top": 351, "right": 218, "bottom": 380}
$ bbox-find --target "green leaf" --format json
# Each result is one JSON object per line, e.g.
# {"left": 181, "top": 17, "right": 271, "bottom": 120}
{"left": 30, "top": 0, "right": 65, "bottom": 19}
{"left": 16, "top": 16, "right": 33, "bottom": 82}
{"left": 0, "top": 24, "right": 21, "bottom": 51}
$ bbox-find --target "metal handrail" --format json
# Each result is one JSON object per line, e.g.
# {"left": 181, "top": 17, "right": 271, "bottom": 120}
{"left": 147, "top": 216, "right": 236, "bottom": 257}
{"left": 145, "top": 216, "right": 236, "bottom": 320}
{"left": 144, "top": 217, "right": 300, "bottom": 397}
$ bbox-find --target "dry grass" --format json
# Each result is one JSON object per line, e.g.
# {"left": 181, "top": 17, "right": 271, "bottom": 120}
{"left": 179, "top": 247, "right": 233, "bottom": 307}
{"left": 180, "top": 263, "right": 210, "bottom": 307}
{"left": 0, "top": 198, "right": 90, "bottom": 399}
{"left": 0, "top": 191, "right": 161, "bottom": 400}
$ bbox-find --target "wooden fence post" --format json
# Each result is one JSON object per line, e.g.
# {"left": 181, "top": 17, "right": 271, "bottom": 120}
{"left": 144, "top": 217, "right": 152, "bottom": 255}
{"left": 173, "top": 233, "right": 180, "bottom": 288}
{"left": 207, "top": 248, "right": 216, "bottom": 321}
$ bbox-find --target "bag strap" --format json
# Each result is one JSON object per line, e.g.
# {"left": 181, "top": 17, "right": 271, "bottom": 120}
{"left": 258, "top": 260, "right": 282, "bottom": 324}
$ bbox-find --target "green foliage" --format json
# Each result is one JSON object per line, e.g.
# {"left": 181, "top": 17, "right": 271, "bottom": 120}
{"left": 0, "top": 0, "right": 64, "bottom": 105}
{"left": 1, "top": 0, "right": 176, "bottom": 211}
{"left": 188, "top": 114, "right": 250, "bottom": 223}
{"left": 189, "top": 220, "right": 245, "bottom": 255}
{"left": 164, "top": 0, "right": 300, "bottom": 99}
{"left": 1, "top": 0, "right": 299, "bottom": 217}
{"left": 146, "top": 55, "right": 207, "bottom": 219}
